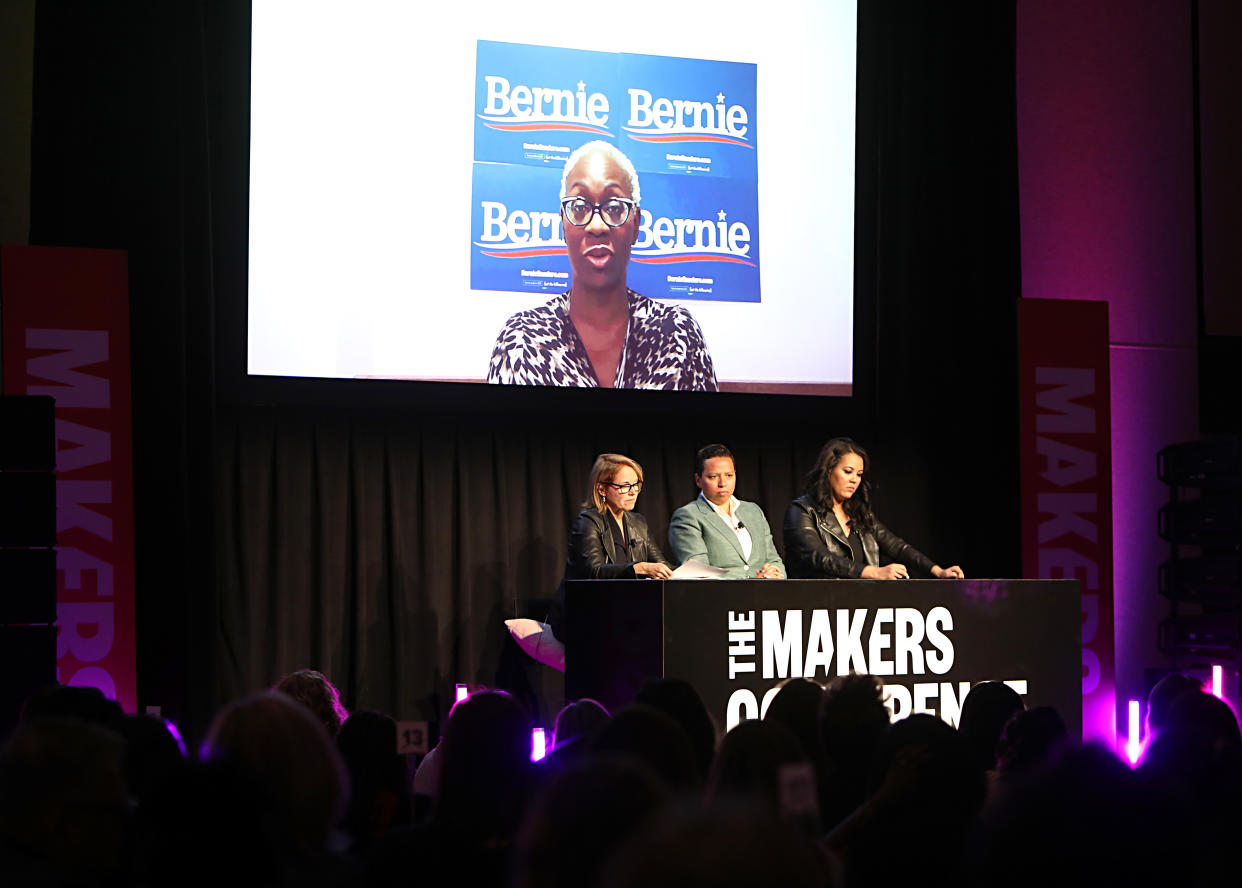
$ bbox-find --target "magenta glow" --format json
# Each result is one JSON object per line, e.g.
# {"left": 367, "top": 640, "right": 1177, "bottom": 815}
{"left": 1124, "top": 698, "right": 1142, "bottom": 766}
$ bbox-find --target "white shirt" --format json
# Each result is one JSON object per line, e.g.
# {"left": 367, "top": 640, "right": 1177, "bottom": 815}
{"left": 701, "top": 492, "right": 753, "bottom": 562}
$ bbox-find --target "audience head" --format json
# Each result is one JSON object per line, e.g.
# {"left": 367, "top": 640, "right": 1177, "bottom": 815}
{"left": 593, "top": 703, "right": 701, "bottom": 794}
{"left": 837, "top": 713, "right": 984, "bottom": 887}
{"left": 0, "top": 718, "right": 129, "bottom": 882}
{"left": 1141, "top": 688, "right": 1242, "bottom": 805}
{"left": 994, "top": 705, "right": 1069, "bottom": 774}
{"left": 1165, "top": 688, "right": 1241, "bottom": 747}
{"left": 20, "top": 683, "right": 125, "bottom": 732}
{"left": 706, "top": 718, "right": 810, "bottom": 819}
{"left": 1146, "top": 672, "right": 1203, "bottom": 736}
{"left": 764, "top": 678, "right": 826, "bottom": 765}
{"left": 132, "top": 756, "right": 283, "bottom": 885}
{"left": 957, "top": 680, "right": 1025, "bottom": 771}
{"left": 552, "top": 697, "right": 611, "bottom": 750}
{"left": 818, "top": 673, "right": 890, "bottom": 768}
{"left": 273, "top": 668, "right": 349, "bottom": 738}
{"left": 516, "top": 754, "right": 670, "bottom": 888}
{"left": 600, "top": 801, "right": 832, "bottom": 888}
{"left": 870, "top": 713, "right": 986, "bottom": 816}
{"left": 202, "top": 691, "right": 349, "bottom": 853}
{"left": 434, "top": 689, "right": 534, "bottom": 838}
{"left": 973, "top": 743, "right": 1187, "bottom": 888}
{"left": 335, "top": 710, "right": 411, "bottom": 852}
{"left": 635, "top": 678, "right": 718, "bottom": 781}
{"left": 117, "top": 712, "right": 188, "bottom": 806}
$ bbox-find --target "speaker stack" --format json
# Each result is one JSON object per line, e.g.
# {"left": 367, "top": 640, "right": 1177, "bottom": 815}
{"left": 1156, "top": 437, "right": 1242, "bottom": 663}
{"left": 0, "top": 395, "right": 58, "bottom": 739}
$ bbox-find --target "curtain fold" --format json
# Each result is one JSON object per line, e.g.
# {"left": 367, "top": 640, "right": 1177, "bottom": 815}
{"left": 213, "top": 407, "right": 821, "bottom": 726}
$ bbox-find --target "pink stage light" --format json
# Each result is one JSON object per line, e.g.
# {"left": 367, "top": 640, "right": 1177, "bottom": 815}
{"left": 1211, "top": 665, "right": 1223, "bottom": 699}
{"left": 1124, "top": 699, "right": 1142, "bottom": 766}
{"left": 530, "top": 727, "right": 547, "bottom": 762}
{"left": 163, "top": 718, "right": 188, "bottom": 758}
{"left": 455, "top": 683, "right": 469, "bottom": 704}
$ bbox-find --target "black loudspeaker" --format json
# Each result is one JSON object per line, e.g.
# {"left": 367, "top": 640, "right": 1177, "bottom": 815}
{"left": 1158, "top": 437, "right": 1242, "bottom": 489}
{"left": 0, "top": 395, "right": 59, "bottom": 736}
{"left": 1158, "top": 613, "right": 1241, "bottom": 658}
{"left": 0, "top": 625, "right": 58, "bottom": 739}
{"left": 1158, "top": 494, "right": 1242, "bottom": 546}
{"left": 0, "top": 472, "right": 57, "bottom": 547}
{"left": 0, "top": 549, "right": 57, "bottom": 624}
{"left": 0, "top": 396, "right": 56, "bottom": 471}
{"left": 1159, "top": 553, "right": 1242, "bottom": 606}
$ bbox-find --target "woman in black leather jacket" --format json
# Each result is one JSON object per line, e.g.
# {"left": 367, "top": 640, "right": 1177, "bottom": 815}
{"left": 783, "top": 438, "right": 964, "bottom": 580}
{"left": 548, "top": 453, "right": 674, "bottom": 638}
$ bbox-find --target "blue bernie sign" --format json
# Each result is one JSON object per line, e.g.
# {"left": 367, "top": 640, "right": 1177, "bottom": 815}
{"left": 616, "top": 51, "right": 757, "bottom": 182}
{"left": 471, "top": 40, "right": 760, "bottom": 302}
{"left": 474, "top": 41, "right": 622, "bottom": 168}
{"left": 627, "top": 172, "right": 760, "bottom": 303}
{"left": 469, "top": 162, "right": 760, "bottom": 303}
{"left": 473, "top": 40, "right": 757, "bottom": 180}
{"left": 469, "top": 162, "right": 570, "bottom": 294}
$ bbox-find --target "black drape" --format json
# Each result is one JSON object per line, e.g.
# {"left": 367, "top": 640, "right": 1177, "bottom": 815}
{"left": 29, "top": 0, "right": 1019, "bottom": 744}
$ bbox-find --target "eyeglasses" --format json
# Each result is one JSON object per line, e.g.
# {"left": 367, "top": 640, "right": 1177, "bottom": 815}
{"left": 561, "top": 196, "right": 637, "bottom": 228}
{"left": 605, "top": 480, "right": 643, "bottom": 494}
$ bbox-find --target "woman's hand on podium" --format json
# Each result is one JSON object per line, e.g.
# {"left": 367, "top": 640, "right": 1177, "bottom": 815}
{"left": 635, "top": 561, "right": 673, "bottom": 579}
{"left": 861, "top": 563, "right": 909, "bottom": 580}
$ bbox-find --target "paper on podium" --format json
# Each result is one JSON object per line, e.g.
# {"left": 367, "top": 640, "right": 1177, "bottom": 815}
{"left": 672, "top": 559, "right": 727, "bottom": 579}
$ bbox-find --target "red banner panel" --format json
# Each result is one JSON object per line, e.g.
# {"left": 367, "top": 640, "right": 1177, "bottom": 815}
{"left": 2, "top": 245, "right": 137, "bottom": 713}
{"left": 1019, "top": 298, "right": 1114, "bottom": 744}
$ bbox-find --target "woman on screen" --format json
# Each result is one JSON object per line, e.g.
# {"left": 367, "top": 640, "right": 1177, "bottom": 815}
{"left": 547, "top": 453, "right": 674, "bottom": 638}
{"left": 783, "top": 438, "right": 965, "bottom": 580}
{"left": 486, "top": 141, "right": 717, "bottom": 390}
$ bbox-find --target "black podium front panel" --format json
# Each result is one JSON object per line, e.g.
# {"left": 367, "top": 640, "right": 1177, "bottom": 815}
{"left": 566, "top": 579, "right": 1082, "bottom": 737}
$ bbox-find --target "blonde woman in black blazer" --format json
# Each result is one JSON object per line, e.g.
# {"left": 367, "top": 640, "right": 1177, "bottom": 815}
{"left": 548, "top": 453, "right": 673, "bottom": 637}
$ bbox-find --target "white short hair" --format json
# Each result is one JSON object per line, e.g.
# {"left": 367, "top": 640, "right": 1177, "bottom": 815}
{"left": 560, "top": 140, "right": 641, "bottom": 205}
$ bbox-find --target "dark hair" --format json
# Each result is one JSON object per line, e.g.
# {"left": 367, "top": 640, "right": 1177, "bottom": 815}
{"left": 695, "top": 444, "right": 734, "bottom": 477}
{"left": 553, "top": 698, "right": 612, "bottom": 749}
{"left": 957, "top": 681, "right": 1025, "bottom": 771}
{"left": 435, "top": 690, "right": 535, "bottom": 839}
{"left": 272, "top": 668, "right": 349, "bottom": 737}
{"left": 201, "top": 692, "right": 350, "bottom": 852}
{"left": 635, "top": 678, "right": 718, "bottom": 781}
{"left": 706, "top": 719, "right": 807, "bottom": 815}
{"left": 805, "top": 437, "right": 874, "bottom": 534}
{"left": 1146, "top": 672, "right": 1201, "bottom": 735}
{"left": 994, "top": 705, "right": 1068, "bottom": 773}
{"left": 818, "top": 674, "right": 889, "bottom": 758}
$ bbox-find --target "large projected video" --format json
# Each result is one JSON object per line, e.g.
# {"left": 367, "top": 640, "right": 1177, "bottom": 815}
{"left": 248, "top": 1, "right": 856, "bottom": 394}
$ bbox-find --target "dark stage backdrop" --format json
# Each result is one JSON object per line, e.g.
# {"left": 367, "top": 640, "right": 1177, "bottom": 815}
{"left": 26, "top": 0, "right": 1020, "bottom": 742}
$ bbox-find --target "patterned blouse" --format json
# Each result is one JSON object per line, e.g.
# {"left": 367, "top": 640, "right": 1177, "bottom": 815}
{"left": 487, "top": 289, "right": 718, "bottom": 391}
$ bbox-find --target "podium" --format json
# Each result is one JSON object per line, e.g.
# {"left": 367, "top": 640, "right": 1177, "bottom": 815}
{"left": 565, "top": 578, "right": 1082, "bottom": 736}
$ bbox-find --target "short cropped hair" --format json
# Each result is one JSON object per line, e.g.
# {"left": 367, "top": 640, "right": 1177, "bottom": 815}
{"left": 561, "top": 140, "right": 642, "bottom": 205}
{"left": 694, "top": 444, "right": 734, "bottom": 476}
{"left": 586, "top": 453, "right": 644, "bottom": 513}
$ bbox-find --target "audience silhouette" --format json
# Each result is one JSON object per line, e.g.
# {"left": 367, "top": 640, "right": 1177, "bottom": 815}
{"left": 6, "top": 669, "right": 1240, "bottom": 887}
